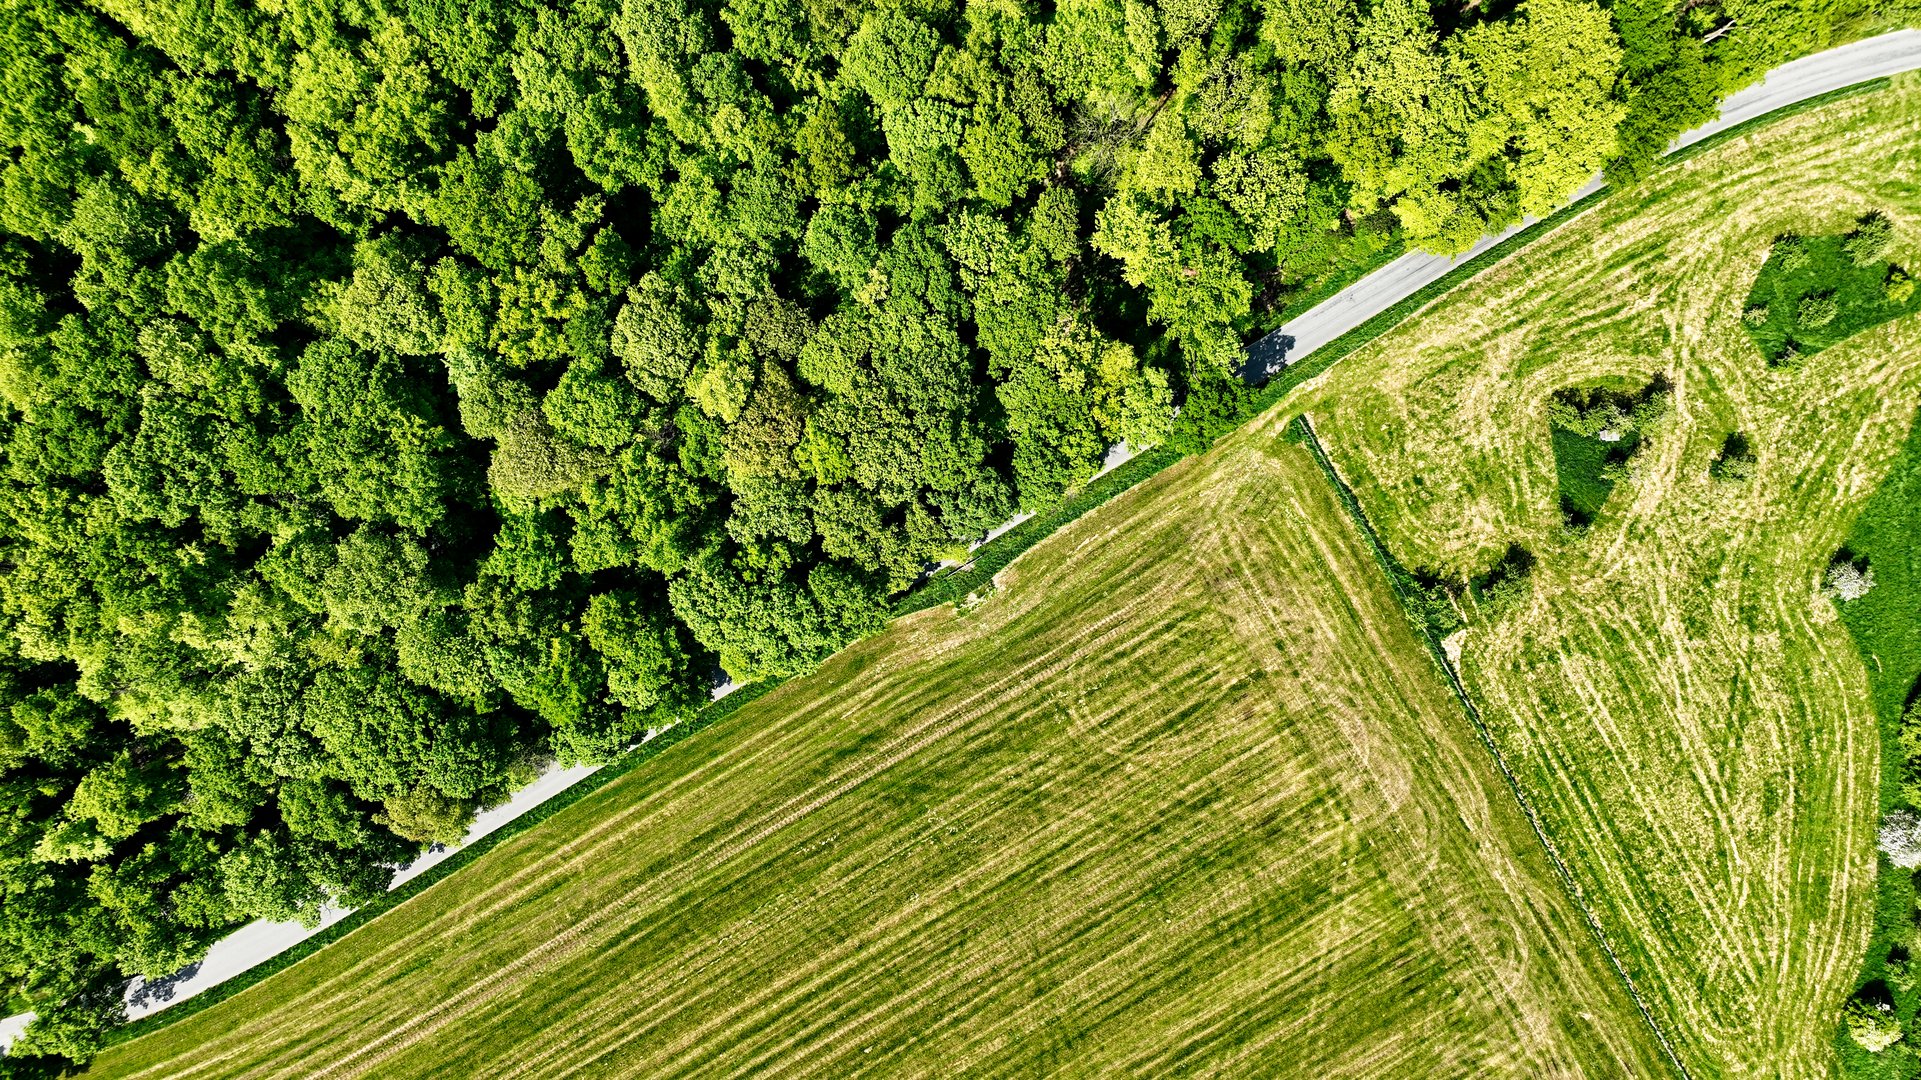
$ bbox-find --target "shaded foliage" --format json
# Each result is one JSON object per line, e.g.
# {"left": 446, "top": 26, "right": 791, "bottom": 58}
{"left": 1743, "top": 222, "right": 1921, "bottom": 367}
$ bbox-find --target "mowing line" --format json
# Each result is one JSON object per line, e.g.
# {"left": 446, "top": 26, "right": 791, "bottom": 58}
{"left": 1291, "top": 413, "right": 1696, "bottom": 1080}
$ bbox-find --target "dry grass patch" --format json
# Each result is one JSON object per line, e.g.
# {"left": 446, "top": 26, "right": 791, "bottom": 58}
{"left": 85, "top": 425, "right": 1665, "bottom": 1079}
{"left": 1294, "top": 75, "right": 1921, "bottom": 1080}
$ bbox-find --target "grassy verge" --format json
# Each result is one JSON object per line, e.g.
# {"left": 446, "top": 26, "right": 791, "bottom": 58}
{"left": 1834, "top": 405, "right": 1921, "bottom": 1080}
{"left": 1248, "top": 230, "right": 1408, "bottom": 335}
{"left": 891, "top": 446, "right": 1183, "bottom": 617}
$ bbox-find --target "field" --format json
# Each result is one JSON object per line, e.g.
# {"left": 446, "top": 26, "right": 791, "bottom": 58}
{"left": 1293, "top": 75, "right": 1921, "bottom": 1078}
{"left": 1832, "top": 407, "right": 1921, "bottom": 1080}
{"left": 84, "top": 422, "right": 1667, "bottom": 1076}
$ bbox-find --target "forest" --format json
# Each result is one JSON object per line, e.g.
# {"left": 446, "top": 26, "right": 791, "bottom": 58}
{"left": 0, "top": 0, "right": 1895, "bottom": 1068}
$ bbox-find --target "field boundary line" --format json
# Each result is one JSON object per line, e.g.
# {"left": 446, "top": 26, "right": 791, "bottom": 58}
{"left": 1291, "top": 414, "right": 1695, "bottom": 1080}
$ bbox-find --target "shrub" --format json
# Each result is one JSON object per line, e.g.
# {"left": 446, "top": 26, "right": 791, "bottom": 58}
{"left": 1709, "top": 432, "right": 1756, "bottom": 482}
{"left": 1774, "top": 233, "right": 1811, "bottom": 271}
{"left": 1547, "top": 375, "right": 1670, "bottom": 439}
{"left": 1627, "top": 376, "right": 1673, "bottom": 431}
{"left": 1881, "top": 810, "right": 1921, "bottom": 867}
{"left": 1845, "top": 994, "right": 1904, "bottom": 1052}
{"left": 1845, "top": 210, "right": 1896, "bottom": 266}
{"left": 1824, "top": 558, "right": 1876, "bottom": 601}
{"left": 1888, "top": 266, "right": 1915, "bottom": 305}
{"left": 1741, "top": 304, "right": 1770, "bottom": 327}
{"left": 1903, "top": 701, "right": 1921, "bottom": 807}
{"left": 1406, "top": 571, "right": 1464, "bottom": 638}
{"left": 1772, "top": 341, "right": 1803, "bottom": 368}
{"left": 1796, "top": 290, "right": 1838, "bottom": 328}
{"left": 1823, "top": 561, "right": 1874, "bottom": 601}
{"left": 1472, "top": 544, "right": 1536, "bottom": 619}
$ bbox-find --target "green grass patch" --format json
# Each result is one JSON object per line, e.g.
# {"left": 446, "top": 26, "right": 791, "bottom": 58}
{"left": 1741, "top": 230, "right": 1921, "bottom": 366}
{"left": 1551, "top": 427, "right": 1628, "bottom": 526}
{"left": 1836, "top": 405, "right": 1921, "bottom": 1080}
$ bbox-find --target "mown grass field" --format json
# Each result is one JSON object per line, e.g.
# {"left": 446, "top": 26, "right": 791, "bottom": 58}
{"left": 85, "top": 423, "right": 1667, "bottom": 1077}
{"left": 1294, "top": 74, "right": 1921, "bottom": 1079}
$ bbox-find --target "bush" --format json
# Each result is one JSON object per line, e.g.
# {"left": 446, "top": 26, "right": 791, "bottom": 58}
{"left": 1888, "top": 266, "right": 1915, "bottom": 305}
{"left": 1846, "top": 993, "right": 1905, "bottom": 1052}
{"left": 1900, "top": 702, "right": 1921, "bottom": 807}
{"left": 1472, "top": 544, "right": 1536, "bottom": 619}
{"left": 1774, "top": 233, "right": 1811, "bottom": 271}
{"left": 1709, "top": 432, "right": 1756, "bottom": 482}
{"left": 1773, "top": 341, "right": 1803, "bottom": 369}
{"left": 1825, "top": 558, "right": 1877, "bottom": 601}
{"left": 1405, "top": 571, "right": 1464, "bottom": 638}
{"left": 1741, "top": 304, "right": 1770, "bottom": 327}
{"left": 1846, "top": 211, "right": 1896, "bottom": 266}
{"left": 1796, "top": 291, "right": 1838, "bottom": 328}
{"left": 1547, "top": 376, "right": 1670, "bottom": 440}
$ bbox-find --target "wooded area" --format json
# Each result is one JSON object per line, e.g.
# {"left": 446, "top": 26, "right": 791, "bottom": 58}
{"left": 0, "top": 0, "right": 1895, "bottom": 1069}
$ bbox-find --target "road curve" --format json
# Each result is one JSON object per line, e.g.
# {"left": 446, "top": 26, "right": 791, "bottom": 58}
{"left": 1245, "top": 28, "right": 1921, "bottom": 378}
{"left": 5, "top": 26, "right": 1920, "bottom": 1057}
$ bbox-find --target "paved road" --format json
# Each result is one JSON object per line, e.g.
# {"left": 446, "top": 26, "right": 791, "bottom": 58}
{"left": 5, "top": 27, "right": 1920, "bottom": 1057}
{"left": 1245, "top": 28, "right": 1921, "bottom": 378}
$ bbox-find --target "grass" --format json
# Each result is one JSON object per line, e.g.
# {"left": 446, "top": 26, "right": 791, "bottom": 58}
{"left": 1741, "top": 232, "right": 1921, "bottom": 365}
{"left": 1833, "top": 406, "right": 1921, "bottom": 1080}
{"left": 1550, "top": 427, "right": 1629, "bottom": 525}
{"left": 1290, "top": 73, "right": 1921, "bottom": 1078}
{"left": 83, "top": 421, "right": 1670, "bottom": 1078}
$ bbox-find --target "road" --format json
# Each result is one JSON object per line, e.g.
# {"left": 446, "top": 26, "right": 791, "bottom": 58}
{"left": 1244, "top": 28, "right": 1921, "bottom": 377}
{"left": 5, "top": 26, "right": 1921, "bottom": 1057}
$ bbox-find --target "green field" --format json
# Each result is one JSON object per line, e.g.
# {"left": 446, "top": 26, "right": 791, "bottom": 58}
{"left": 84, "top": 419, "right": 1668, "bottom": 1077}
{"left": 1550, "top": 425, "right": 1625, "bottom": 525}
{"left": 1740, "top": 227, "right": 1921, "bottom": 366}
{"left": 1294, "top": 75, "right": 1921, "bottom": 1077}
{"left": 1832, "top": 406, "right": 1921, "bottom": 1080}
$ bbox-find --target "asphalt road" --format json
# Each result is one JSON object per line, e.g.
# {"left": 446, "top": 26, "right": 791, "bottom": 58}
{"left": 5, "top": 27, "right": 1920, "bottom": 1056}
{"left": 1244, "top": 28, "right": 1921, "bottom": 378}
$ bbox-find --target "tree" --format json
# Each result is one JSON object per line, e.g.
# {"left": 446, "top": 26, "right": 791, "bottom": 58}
{"left": 1846, "top": 995, "right": 1904, "bottom": 1052}
{"left": 1330, "top": 0, "right": 1622, "bottom": 251}
{"left": 334, "top": 234, "right": 443, "bottom": 356}
{"left": 1824, "top": 559, "right": 1876, "bottom": 602}
{"left": 1846, "top": 211, "right": 1895, "bottom": 266}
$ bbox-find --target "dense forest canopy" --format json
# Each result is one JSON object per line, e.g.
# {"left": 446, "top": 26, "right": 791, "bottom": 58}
{"left": 0, "top": 0, "right": 1899, "bottom": 1067}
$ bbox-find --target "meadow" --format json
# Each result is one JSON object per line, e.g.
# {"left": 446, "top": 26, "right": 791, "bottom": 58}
{"left": 1295, "top": 74, "right": 1921, "bottom": 1078}
{"left": 83, "top": 423, "right": 1667, "bottom": 1077}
